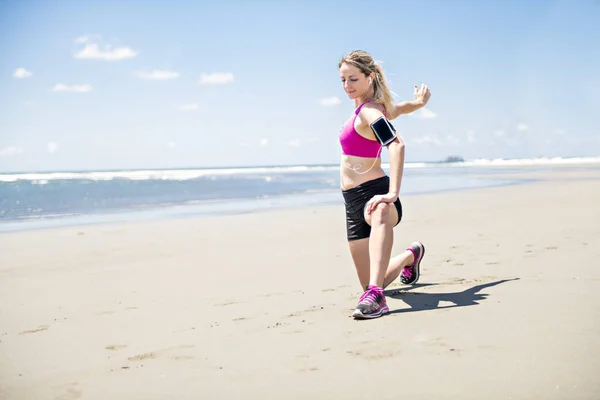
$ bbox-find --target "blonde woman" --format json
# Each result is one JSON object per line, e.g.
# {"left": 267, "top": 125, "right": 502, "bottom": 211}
{"left": 338, "top": 50, "right": 431, "bottom": 319}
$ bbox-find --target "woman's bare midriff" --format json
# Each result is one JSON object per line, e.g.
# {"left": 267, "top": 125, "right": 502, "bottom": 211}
{"left": 340, "top": 154, "right": 387, "bottom": 190}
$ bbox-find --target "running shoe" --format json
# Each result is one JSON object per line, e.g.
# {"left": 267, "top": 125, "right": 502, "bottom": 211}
{"left": 400, "top": 241, "right": 425, "bottom": 285}
{"left": 352, "top": 285, "right": 389, "bottom": 319}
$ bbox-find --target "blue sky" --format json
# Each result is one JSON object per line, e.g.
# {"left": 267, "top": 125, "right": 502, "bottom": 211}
{"left": 1, "top": 0, "right": 598, "bottom": 172}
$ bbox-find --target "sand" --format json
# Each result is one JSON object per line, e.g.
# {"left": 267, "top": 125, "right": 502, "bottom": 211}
{"left": 1, "top": 168, "right": 599, "bottom": 400}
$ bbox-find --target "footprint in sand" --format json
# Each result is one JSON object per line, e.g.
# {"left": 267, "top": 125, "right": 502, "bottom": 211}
{"left": 171, "top": 355, "right": 195, "bottom": 361}
{"left": 267, "top": 321, "right": 289, "bottom": 329}
{"left": 128, "top": 352, "right": 157, "bottom": 361}
{"left": 19, "top": 325, "right": 49, "bottom": 335}
{"left": 298, "top": 367, "right": 319, "bottom": 372}
{"left": 214, "top": 300, "right": 242, "bottom": 307}
{"left": 346, "top": 344, "right": 401, "bottom": 360}
{"left": 262, "top": 292, "right": 285, "bottom": 298}
{"left": 126, "top": 345, "right": 195, "bottom": 363}
{"left": 415, "top": 336, "right": 449, "bottom": 349}
{"left": 322, "top": 285, "right": 351, "bottom": 293}
{"left": 286, "top": 304, "right": 328, "bottom": 319}
{"left": 105, "top": 345, "right": 127, "bottom": 351}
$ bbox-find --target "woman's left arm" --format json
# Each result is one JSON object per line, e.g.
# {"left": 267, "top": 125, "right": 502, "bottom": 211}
{"left": 386, "top": 137, "right": 405, "bottom": 201}
{"left": 365, "top": 135, "right": 405, "bottom": 216}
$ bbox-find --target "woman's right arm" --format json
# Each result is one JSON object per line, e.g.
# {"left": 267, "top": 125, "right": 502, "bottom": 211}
{"left": 388, "top": 84, "right": 431, "bottom": 120}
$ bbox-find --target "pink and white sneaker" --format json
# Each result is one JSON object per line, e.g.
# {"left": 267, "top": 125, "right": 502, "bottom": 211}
{"left": 352, "top": 285, "right": 389, "bottom": 319}
{"left": 400, "top": 241, "right": 425, "bottom": 285}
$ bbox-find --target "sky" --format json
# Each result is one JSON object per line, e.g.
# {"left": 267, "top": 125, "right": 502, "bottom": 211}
{"left": 0, "top": 0, "right": 599, "bottom": 172}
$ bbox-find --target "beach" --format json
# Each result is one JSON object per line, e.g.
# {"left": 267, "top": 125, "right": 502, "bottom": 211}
{"left": 1, "top": 167, "right": 599, "bottom": 400}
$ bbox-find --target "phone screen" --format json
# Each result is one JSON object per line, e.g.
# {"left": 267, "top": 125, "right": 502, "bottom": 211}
{"left": 370, "top": 117, "right": 396, "bottom": 146}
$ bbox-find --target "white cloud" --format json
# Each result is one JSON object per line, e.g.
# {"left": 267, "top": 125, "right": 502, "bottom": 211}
{"left": 307, "top": 137, "right": 321, "bottom": 143}
{"left": 318, "top": 97, "right": 342, "bottom": 107}
{"left": 47, "top": 142, "right": 58, "bottom": 154}
{"left": 554, "top": 129, "right": 566, "bottom": 135}
{"left": 411, "top": 107, "right": 437, "bottom": 119}
{"left": 75, "top": 43, "right": 138, "bottom": 61}
{"left": 412, "top": 136, "right": 443, "bottom": 146}
{"left": 52, "top": 83, "right": 93, "bottom": 93}
{"left": 177, "top": 103, "right": 199, "bottom": 111}
{"left": 168, "top": 142, "right": 176, "bottom": 148}
{"left": 287, "top": 139, "right": 300, "bottom": 147}
{"left": 517, "top": 123, "right": 529, "bottom": 131}
{"left": 0, "top": 146, "right": 24, "bottom": 156}
{"left": 260, "top": 138, "right": 269, "bottom": 146}
{"left": 494, "top": 130, "right": 506, "bottom": 137}
{"left": 198, "top": 72, "right": 234, "bottom": 85}
{"left": 74, "top": 34, "right": 101, "bottom": 44}
{"left": 135, "top": 70, "right": 180, "bottom": 80}
{"left": 13, "top": 68, "right": 32, "bottom": 78}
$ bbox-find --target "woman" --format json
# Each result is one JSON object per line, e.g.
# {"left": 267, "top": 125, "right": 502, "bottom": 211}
{"left": 338, "top": 50, "right": 431, "bottom": 319}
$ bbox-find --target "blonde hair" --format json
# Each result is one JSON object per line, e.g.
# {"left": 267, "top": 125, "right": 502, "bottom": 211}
{"left": 338, "top": 50, "right": 395, "bottom": 116}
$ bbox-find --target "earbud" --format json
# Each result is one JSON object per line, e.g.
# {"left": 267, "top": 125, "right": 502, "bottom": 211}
{"left": 369, "top": 78, "right": 373, "bottom": 85}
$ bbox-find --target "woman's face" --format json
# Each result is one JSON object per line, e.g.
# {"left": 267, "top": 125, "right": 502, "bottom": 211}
{"left": 339, "top": 62, "right": 370, "bottom": 100}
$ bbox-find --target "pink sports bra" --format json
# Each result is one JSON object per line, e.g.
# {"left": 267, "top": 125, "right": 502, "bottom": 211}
{"left": 339, "top": 100, "right": 386, "bottom": 158}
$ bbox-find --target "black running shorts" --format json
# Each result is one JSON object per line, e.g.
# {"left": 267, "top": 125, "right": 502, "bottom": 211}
{"left": 342, "top": 175, "right": 402, "bottom": 241}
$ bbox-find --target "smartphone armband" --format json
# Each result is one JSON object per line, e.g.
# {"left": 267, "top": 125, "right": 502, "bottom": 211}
{"left": 369, "top": 116, "right": 397, "bottom": 146}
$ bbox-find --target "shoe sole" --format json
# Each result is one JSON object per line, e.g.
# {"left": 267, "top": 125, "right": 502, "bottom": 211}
{"left": 352, "top": 306, "right": 390, "bottom": 319}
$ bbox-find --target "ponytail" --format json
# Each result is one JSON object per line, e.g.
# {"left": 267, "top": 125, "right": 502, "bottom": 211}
{"left": 372, "top": 64, "right": 395, "bottom": 117}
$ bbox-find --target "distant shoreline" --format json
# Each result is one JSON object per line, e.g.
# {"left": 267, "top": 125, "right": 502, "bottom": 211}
{"left": 3, "top": 163, "right": 600, "bottom": 233}
{"left": 1, "top": 155, "right": 600, "bottom": 178}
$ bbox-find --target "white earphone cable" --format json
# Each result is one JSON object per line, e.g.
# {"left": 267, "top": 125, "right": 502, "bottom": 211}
{"left": 342, "top": 145, "right": 384, "bottom": 175}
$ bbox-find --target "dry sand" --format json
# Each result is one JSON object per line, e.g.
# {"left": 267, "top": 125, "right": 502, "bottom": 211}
{"left": 1, "top": 168, "right": 599, "bottom": 399}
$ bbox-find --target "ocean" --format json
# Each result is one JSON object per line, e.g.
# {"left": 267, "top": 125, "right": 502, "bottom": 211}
{"left": 1, "top": 157, "right": 599, "bottom": 232}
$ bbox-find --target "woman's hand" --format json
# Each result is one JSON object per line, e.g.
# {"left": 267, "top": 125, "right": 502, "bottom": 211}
{"left": 414, "top": 83, "right": 431, "bottom": 106}
{"left": 366, "top": 193, "right": 398, "bottom": 215}
{"left": 388, "top": 84, "right": 432, "bottom": 119}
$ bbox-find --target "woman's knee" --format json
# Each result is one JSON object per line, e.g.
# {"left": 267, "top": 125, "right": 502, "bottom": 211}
{"left": 367, "top": 202, "right": 392, "bottom": 225}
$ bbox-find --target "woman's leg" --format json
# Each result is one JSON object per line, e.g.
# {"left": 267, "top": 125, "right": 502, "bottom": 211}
{"left": 382, "top": 250, "right": 415, "bottom": 288}
{"left": 364, "top": 202, "right": 398, "bottom": 288}
{"left": 348, "top": 238, "right": 371, "bottom": 290}
{"left": 350, "top": 202, "right": 400, "bottom": 319}
{"left": 346, "top": 195, "right": 420, "bottom": 291}
{"left": 348, "top": 241, "right": 416, "bottom": 290}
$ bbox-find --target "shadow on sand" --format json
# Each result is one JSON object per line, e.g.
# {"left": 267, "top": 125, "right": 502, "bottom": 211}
{"left": 383, "top": 278, "right": 520, "bottom": 315}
